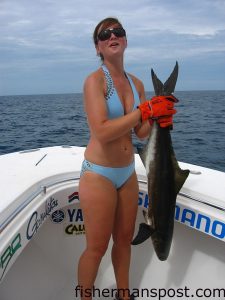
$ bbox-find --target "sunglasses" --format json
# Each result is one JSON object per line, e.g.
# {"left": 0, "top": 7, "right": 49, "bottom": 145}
{"left": 97, "top": 27, "right": 126, "bottom": 42}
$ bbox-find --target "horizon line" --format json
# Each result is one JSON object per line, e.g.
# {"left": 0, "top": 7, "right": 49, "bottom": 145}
{"left": 1, "top": 89, "right": 225, "bottom": 97}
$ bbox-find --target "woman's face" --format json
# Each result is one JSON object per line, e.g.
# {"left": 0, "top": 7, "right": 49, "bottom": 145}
{"left": 95, "top": 23, "right": 127, "bottom": 61}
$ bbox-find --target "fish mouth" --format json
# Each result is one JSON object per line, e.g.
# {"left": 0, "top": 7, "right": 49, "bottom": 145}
{"left": 152, "top": 234, "right": 172, "bottom": 261}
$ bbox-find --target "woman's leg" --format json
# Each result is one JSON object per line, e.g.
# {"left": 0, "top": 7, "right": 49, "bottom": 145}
{"left": 111, "top": 172, "right": 139, "bottom": 300}
{"left": 78, "top": 171, "right": 118, "bottom": 300}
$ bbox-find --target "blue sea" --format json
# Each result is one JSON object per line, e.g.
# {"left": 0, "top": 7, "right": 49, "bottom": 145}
{"left": 0, "top": 91, "right": 225, "bottom": 172}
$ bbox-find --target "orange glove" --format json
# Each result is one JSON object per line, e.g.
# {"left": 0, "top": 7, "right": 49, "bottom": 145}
{"left": 157, "top": 115, "right": 173, "bottom": 128}
{"left": 138, "top": 95, "right": 178, "bottom": 123}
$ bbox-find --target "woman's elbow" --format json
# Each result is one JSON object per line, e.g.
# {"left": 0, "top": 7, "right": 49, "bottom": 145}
{"left": 134, "top": 124, "right": 151, "bottom": 140}
{"left": 135, "top": 131, "right": 149, "bottom": 140}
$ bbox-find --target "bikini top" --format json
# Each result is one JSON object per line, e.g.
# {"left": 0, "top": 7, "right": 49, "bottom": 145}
{"left": 101, "top": 64, "right": 140, "bottom": 119}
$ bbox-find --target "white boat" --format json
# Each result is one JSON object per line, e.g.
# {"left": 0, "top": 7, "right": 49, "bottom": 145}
{"left": 0, "top": 146, "right": 225, "bottom": 300}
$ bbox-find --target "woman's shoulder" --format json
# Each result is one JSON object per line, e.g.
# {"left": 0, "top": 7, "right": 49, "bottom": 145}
{"left": 84, "top": 68, "right": 104, "bottom": 86}
{"left": 83, "top": 67, "right": 106, "bottom": 99}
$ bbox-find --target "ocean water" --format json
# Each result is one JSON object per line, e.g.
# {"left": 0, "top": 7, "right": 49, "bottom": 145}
{"left": 0, "top": 91, "right": 225, "bottom": 172}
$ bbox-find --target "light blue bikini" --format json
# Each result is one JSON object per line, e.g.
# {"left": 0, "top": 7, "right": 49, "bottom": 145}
{"left": 81, "top": 159, "right": 135, "bottom": 189}
{"left": 81, "top": 64, "right": 140, "bottom": 189}
{"left": 101, "top": 64, "right": 140, "bottom": 119}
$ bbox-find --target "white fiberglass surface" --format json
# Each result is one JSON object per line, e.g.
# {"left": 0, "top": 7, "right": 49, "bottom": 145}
{"left": 1, "top": 201, "right": 225, "bottom": 300}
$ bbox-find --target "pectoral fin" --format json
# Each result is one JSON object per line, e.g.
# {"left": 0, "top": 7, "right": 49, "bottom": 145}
{"left": 131, "top": 223, "right": 155, "bottom": 245}
{"left": 175, "top": 168, "right": 190, "bottom": 194}
{"left": 172, "top": 153, "right": 190, "bottom": 194}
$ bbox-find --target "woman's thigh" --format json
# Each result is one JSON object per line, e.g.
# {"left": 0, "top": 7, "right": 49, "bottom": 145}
{"left": 79, "top": 172, "right": 118, "bottom": 250}
{"left": 112, "top": 172, "right": 139, "bottom": 243}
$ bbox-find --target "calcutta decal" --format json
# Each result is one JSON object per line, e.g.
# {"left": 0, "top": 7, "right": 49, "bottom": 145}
{"left": 65, "top": 224, "right": 85, "bottom": 235}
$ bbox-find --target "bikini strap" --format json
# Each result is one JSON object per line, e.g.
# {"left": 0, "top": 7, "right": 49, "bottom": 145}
{"left": 126, "top": 73, "right": 141, "bottom": 109}
{"left": 101, "top": 64, "right": 115, "bottom": 101}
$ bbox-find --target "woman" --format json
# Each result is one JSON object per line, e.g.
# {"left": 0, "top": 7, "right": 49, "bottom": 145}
{"left": 78, "top": 17, "right": 176, "bottom": 300}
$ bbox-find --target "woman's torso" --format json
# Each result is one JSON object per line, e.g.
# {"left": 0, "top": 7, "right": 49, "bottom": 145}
{"left": 84, "top": 64, "right": 140, "bottom": 167}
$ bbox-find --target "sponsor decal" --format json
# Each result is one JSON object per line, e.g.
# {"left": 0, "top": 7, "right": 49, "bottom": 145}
{"left": 0, "top": 233, "right": 21, "bottom": 281}
{"left": 67, "top": 208, "right": 83, "bottom": 222}
{"left": 51, "top": 209, "right": 65, "bottom": 223}
{"left": 50, "top": 206, "right": 85, "bottom": 235}
{"left": 65, "top": 208, "right": 85, "bottom": 235}
{"left": 138, "top": 191, "right": 149, "bottom": 209}
{"left": 26, "top": 197, "right": 58, "bottom": 240}
{"left": 49, "top": 191, "right": 225, "bottom": 240}
{"left": 175, "top": 205, "right": 225, "bottom": 240}
{"left": 65, "top": 224, "right": 85, "bottom": 235}
{"left": 138, "top": 191, "right": 225, "bottom": 241}
{"left": 68, "top": 191, "right": 79, "bottom": 203}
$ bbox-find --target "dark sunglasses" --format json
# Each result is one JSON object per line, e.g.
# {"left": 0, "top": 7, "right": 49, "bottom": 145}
{"left": 97, "top": 27, "right": 126, "bottom": 41}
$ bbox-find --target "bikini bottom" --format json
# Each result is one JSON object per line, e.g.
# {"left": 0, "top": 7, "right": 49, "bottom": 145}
{"left": 80, "top": 159, "right": 135, "bottom": 189}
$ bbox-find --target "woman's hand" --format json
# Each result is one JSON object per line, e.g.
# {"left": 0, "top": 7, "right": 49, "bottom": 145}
{"left": 138, "top": 95, "right": 178, "bottom": 128}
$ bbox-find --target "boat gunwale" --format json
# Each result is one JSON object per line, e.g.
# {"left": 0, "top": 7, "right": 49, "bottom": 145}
{"left": 1, "top": 177, "right": 225, "bottom": 234}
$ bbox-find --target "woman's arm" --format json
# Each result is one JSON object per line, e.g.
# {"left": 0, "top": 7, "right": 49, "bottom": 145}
{"left": 131, "top": 75, "right": 152, "bottom": 140}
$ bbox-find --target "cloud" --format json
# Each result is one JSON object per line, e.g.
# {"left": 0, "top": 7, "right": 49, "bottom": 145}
{"left": 0, "top": 0, "right": 225, "bottom": 94}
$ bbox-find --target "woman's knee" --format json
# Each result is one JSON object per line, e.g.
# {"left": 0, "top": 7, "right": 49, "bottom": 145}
{"left": 113, "top": 231, "right": 133, "bottom": 248}
{"left": 86, "top": 241, "right": 109, "bottom": 259}
{"left": 113, "top": 220, "right": 136, "bottom": 246}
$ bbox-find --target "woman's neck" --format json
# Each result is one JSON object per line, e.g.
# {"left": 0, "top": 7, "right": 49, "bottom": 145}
{"left": 103, "top": 58, "right": 125, "bottom": 77}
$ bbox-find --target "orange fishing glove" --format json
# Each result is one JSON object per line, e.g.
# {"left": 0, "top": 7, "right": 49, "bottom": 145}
{"left": 138, "top": 95, "right": 178, "bottom": 126}
{"left": 157, "top": 115, "right": 173, "bottom": 128}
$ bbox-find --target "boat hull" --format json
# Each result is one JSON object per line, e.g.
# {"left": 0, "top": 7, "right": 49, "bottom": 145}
{"left": 1, "top": 192, "right": 225, "bottom": 300}
{"left": 0, "top": 146, "right": 225, "bottom": 299}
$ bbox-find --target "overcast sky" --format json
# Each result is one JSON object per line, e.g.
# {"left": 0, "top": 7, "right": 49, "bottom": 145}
{"left": 0, "top": 0, "right": 225, "bottom": 95}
